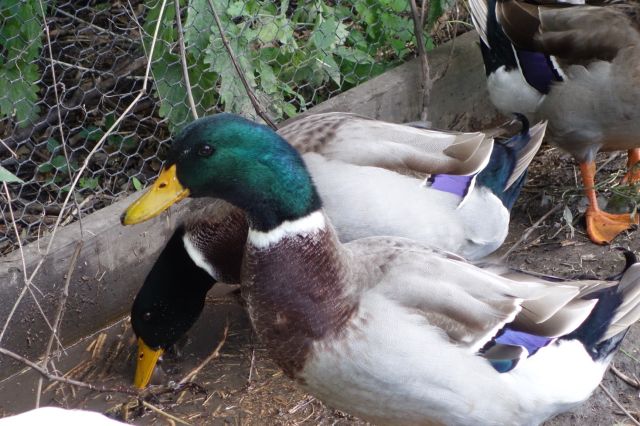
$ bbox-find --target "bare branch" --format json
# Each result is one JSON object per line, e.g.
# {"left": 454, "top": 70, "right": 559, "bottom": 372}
{"left": 0, "top": 137, "right": 17, "bottom": 158}
{"left": 36, "top": 241, "right": 83, "bottom": 408}
{"left": 409, "top": 0, "right": 432, "bottom": 122}
{"left": 611, "top": 364, "right": 640, "bottom": 389}
{"left": 0, "top": 184, "right": 62, "bottom": 350}
{"left": 499, "top": 204, "right": 563, "bottom": 261}
{"left": 178, "top": 320, "right": 229, "bottom": 385}
{"left": 204, "top": 0, "right": 277, "bottom": 129}
{"left": 141, "top": 401, "right": 192, "bottom": 426}
{"left": 1, "top": 0, "right": 167, "bottom": 353}
{"left": 174, "top": 0, "right": 198, "bottom": 120}
{"left": 420, "top": 0, "right": 427, "bottom": 25}
{"left": 599, "top": 382, "right": 640, "bottom": 426}
{"left": 38, "top": 0, "right": 85, "bottom": 239}
{"left": 24, "top": 0, "right": 168, "bottom": 293}
{"left": 0, "top": 346, "right": 137, "bottom": 396}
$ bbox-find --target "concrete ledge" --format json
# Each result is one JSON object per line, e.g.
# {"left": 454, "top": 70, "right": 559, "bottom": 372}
{"left": 0, "top": 30, "right": 500, "bottom": 380}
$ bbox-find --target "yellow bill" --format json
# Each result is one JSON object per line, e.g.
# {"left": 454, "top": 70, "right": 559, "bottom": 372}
{"left": 134, "top": 337, "right": 164, "bottom": 389}
{"left": 122, "top": 165, "right": 189, "bottom": 225}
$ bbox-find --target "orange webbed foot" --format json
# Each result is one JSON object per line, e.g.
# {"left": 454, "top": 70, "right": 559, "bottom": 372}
{"left": 622, "top": 149, "right": 640, "bottom": 186}
{"left": 620, "top": 168, "right": 640, "bottom": 186}
{"left": 585, "top": 209, "right": 639, "bottom": 244}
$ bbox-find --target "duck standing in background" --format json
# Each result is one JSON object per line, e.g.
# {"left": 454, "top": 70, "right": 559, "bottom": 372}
{"left": 469, "top": 0, "right": 640, "bottom": 244}
{"left": 126, "top": 113, "right": 545, "bottom": 388}
{"left": 122, "top": 114, "right": 640, "bottom": 425}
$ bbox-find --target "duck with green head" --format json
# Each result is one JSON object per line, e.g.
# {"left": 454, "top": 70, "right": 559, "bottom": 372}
{"left": 123, "top": 113, "right": 640, "bottom": 424}
{"left": 127, "top": 112, "right": 546, "bottom": 387}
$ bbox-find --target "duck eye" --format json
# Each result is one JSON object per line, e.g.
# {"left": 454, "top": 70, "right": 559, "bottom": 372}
{"left": 197, "top": 144, "right": 214, "bottom": 157}
{"left": 143, "top": 312, "right": 152, "bottom": 321}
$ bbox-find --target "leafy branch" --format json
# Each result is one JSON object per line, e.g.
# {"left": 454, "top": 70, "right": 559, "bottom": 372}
{"left": 0, "top": 0, "right": 43, "bottom": 124}
{"left": 144, "top": 0, "right": 449, "bottom": 130}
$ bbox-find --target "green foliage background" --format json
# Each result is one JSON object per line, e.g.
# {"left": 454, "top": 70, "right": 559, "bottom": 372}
{"left": 143, "top": 0, "right": 447, "bottom": 130}
{"left": 1, "top": 0, "right": 450, "bottom": 130}
{"left": 0, "top": 0, "right": 42, "bottom": 125}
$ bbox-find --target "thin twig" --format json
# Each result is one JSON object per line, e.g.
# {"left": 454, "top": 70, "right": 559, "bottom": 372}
{"left": 0, "top": 0, "right": 165, "bottom": 360}
{"left": 0, "top": 0, "right": 167, "bottom": 344}
{"left": 36, "top": 241, "right": 84, "bottom": 408}
{"left": 0, "top": 137, "right": 18, "bottom": 158}
{"left": 0, "top": 347, "right": 137, "bottom": 396}
{"left": 178, "top": 320, "right": 229, "bottom": 385}
{"left": 47, "top": 58, "right": 96, "bottom": 73}
{"left": 599, "top": 382, "right": 640, "bottom": 426}
{"left": 53, "top": 8, "right": 134, "bottom": 43}
{"left": 432, "top": 4, "right": 460, "bottom": 82}
{"left": 409, "top": 0, "right": 432, "bottom": 122}
{"left": 597, "top": 152, "right": 621, "bottom": 175}
{"left": 611, "top": 364, "right": 640, "bottom": 389}
{"left": 0, "top": 184, "right": 61, "bottom": 350}
{"left": 499, "top": 204, "right": 563, "bottom": 261}
{"left": 247, "top": 347, "right": 256, "bottom": 384}
{"left": 38, "top": 0, "right": 84, "bottom": 239}
{"left": 141, "top": 401, "right": 191, "bottom": 426}
{"left": 420, "top": 0, "right": 427, "bottom": 25}
{"left": 205, "top": 0, "right": 276, "bottom": 129}
{"left": 174, "top": 0, "right": 198, "bottom": 120}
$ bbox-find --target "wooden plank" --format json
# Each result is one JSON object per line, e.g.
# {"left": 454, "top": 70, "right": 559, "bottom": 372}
{"left": 0, "top": 30, "right": 500, "bottom": 380}
{"left": 0, "top": 195, "right": 211, "bottom": 378}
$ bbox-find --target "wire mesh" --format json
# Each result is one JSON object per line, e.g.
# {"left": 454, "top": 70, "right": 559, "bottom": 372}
{"left": 0, "top": 0, "right": 464, "bottom": 254}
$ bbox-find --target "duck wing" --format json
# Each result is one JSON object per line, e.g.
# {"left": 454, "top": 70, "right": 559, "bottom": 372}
{"left": 345, "top": 237, "right": 594, "bottom": 351}
{"left": 497, "top": 0, "right": 640, "bottom": 66}
{"left": 278, "top": 112, "right": 494, "bottom": 176}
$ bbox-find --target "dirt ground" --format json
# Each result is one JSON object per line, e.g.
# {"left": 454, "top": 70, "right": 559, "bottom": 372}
{"left": 2, "top": 143, "right": 640, "bottom": 425}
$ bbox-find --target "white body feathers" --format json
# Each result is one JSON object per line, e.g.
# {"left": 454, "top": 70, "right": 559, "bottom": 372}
{"left": 304, "top": 152, "right": 510, "bottom": 260}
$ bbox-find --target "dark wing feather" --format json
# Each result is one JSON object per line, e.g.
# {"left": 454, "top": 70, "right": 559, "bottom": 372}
{"left": 498, "top": 0, "right": 640, "bottom": 66}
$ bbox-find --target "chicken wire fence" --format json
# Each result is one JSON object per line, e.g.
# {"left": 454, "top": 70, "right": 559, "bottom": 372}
{"left": 0, "top": 0, "right": 464, "bottom": 255}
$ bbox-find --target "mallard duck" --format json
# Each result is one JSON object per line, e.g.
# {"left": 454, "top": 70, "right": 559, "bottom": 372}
{"left": 128, "top": 113, "right": 546, "bottom": 387}
{"left": 130, "top": 200, "right": 246, "bottom": 387}
{"left": 0, "top": 407, "right": 126, "bottom": 425}
{"left": 122, "top": 114, "right": 640, "bottom": 424}
{"left": 298, "top": 115, "right": 546, "bottom": 260}
{"left": 126, "top": 112, "right": 545, "bottom": 260}
{"left": 469, "top": 0, "right": 640, "bottom": 244}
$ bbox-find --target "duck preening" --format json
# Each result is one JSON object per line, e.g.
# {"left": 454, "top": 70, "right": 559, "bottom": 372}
{"left": 469, "top": 0, "right": 640, "bottom": 244}
{"left": 123, "top": 113, "right": 640, "bottom": 425}
{"left": 127, "top": 112, "right": 545, "bottom": 388}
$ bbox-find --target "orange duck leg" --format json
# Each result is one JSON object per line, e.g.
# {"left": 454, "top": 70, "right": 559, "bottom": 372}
{"left": 580, "top": 161, "right": 638, "bottom": 244}
{"left": 622, "top": 148, "right": 640, "bottom": 185}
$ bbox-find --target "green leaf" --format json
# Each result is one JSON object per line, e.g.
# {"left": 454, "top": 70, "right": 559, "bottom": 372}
{"left": 258, "top": 62, "right": 278, "bottom": 94}
{"left": 204, "top": 32, "right": 257, "bottom": 116}
{"left": 132, "top": 177, "right": 143, "bottom": 191}
{"left": 428, "top": 0, "right": 450, "bottom": 27}
{"left": 226, "top": 1, "right": 246, "bottom": 17}
{"left": 0, "top": 0, "right": 43, "bottom": 124}
{"left": 79, "top": 177, "right": 100, "bottom": 190}
{"left": 51, "top": 155, "right": 69, "bottom": 170}
{"left": 334, "top": 46, "right": 375, "bottom": 64}
{"left": 46, "top": 138, "right": 60, "bottom": 153}
{"left": 0, "top": 166, "right": 24, "bottom": 183}
{"left": 311, "top": 17, "right": 348, "bottom": 51}
{"left": 318, "top": 53, "right": 341, "bottom": 85}
{"left": 281, "top": 102, "right": 297, "bottom": 118}
{"left": 380, "top": 0, "right": 409, "bottom": 13}
{"left": 38, "top": 163, "right": 54, "bottom": 173}
{"left": 79, "top": 126, "right": 104, "bottom": 142}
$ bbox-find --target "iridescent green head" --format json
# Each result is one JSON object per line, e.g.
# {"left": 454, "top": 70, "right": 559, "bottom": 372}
{"left": 122, "top": 114, "right": 321, "bottom": 231}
